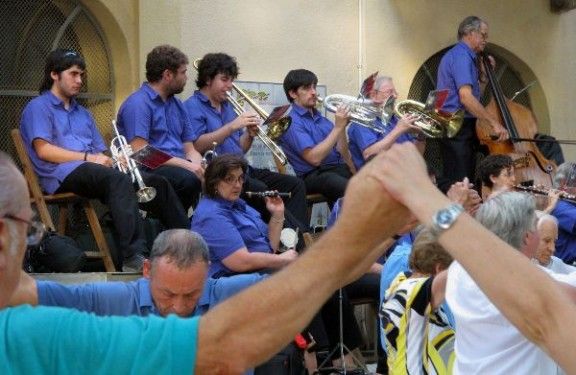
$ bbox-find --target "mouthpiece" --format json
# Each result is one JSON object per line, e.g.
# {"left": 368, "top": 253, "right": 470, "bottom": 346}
{"left": 246, "top": 191, "right": 291, "bottom": 199}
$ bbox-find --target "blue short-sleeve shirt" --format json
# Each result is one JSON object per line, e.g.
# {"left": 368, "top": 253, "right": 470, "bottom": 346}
{"left": 19, "top": 91, "right": 107, "bottom": 194}
{"left": 191, "top": 197, "right": 272, "bottom": 278}
{"left": 347, "top": 116, "right": 416, "bottom": 170}
{"left": 552, "top": 200, "right": 576, "bottom": 264}
{"left": 38, "top": 278, "right": 159, "bottom": 316}
{"left": 184, "top": 91, "right": 243, "bottom": 155}
{"left": 437, "top": 41, "right": 480, "bottom": 115}
{"left": 280, "top": 103, "right": 344, "bottom": 176}
{"left": 117, "top": 83, "right": 194, "bottom": 158}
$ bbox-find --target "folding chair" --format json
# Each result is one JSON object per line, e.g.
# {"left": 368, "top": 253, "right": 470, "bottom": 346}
{"left": 11, "top": 129, "right": 116, "bottom": 272}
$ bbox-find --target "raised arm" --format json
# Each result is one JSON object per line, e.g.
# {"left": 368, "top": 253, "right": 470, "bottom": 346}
{"left": 302, "top": 106, "right": 350, "bottom": 166}
{"left": 376, "top": 142, "right": 576, "bottom": 372}
{"left": 195, "top": 154, "right": 410, "bottom": 373}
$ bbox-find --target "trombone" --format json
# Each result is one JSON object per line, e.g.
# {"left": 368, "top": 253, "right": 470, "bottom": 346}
{"left": 193, "top": 58, "right": 290, "bottom": 165}
{"left": 110, "top": 120, "right": 157, "bottom": 203}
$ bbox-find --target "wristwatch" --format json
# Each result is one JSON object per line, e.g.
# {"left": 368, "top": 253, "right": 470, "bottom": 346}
{"left": 430, "top": 203, "right": 464, "bottom": 239}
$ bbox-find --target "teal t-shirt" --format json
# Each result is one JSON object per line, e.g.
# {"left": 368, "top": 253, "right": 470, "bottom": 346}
{"left": 0, "top": 305, "right": 199, "bottom": 374}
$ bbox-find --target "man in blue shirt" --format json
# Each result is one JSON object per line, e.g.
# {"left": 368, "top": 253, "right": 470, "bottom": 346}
{"left": 436, "top": 16, "right": 507, "bottom": 192}
{"left": 11, "top": 229, "right": 265, "bottom": 317}
{"left": 551, "top": 162, "right": 576, "bottom": 265}
{"left": 19, "top": 49, "right": 189, "bottom": 272}
{"left": 185, "top": 53, "right": 308, "bottom": 234}
{"left": 280, "top": 69, "right": 352, "bottom": 206}
{"left": 348, "top": 75, "right": 422, "bottom": 170}
{"left": 118, "top": 45, "right": 204, "bottom": 212}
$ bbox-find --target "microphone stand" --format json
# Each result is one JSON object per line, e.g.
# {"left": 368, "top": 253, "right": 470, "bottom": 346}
{"left": 314, "top": 288, "right": 366, "bottom": 375}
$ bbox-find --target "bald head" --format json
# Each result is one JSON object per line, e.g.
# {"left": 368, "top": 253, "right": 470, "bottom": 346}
{"left": 0, "top": 152, "right": 28, "bottom": 217}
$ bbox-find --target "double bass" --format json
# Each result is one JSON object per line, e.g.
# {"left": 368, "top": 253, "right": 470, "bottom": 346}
{"left": 476, "top": 53, "right": 556, "bottom": 187}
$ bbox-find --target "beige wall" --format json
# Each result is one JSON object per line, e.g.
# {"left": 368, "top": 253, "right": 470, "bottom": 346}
{"left": 89, "top": 0, "right": 576, "bottom": 160}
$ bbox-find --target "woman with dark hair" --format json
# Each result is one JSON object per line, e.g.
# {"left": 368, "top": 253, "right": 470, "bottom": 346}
{"left": 192, "top": 154, "right": 298, "bottom": 278}
{"left": 193, "top": 154, "right": 365, "bottom": 372}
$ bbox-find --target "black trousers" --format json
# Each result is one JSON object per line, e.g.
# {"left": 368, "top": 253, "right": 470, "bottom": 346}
{"left": 303, "top": 164, "right": 352, "bottom": 207}
{"left": 243, "top": 167, "right": 309, "bottom": 232}
{"left": 438, "top": 117, "right": 480, "bottom": 192}
{"left": 152, "top": 164, "right": 203, "bottom": 211}
{"left": 139, "top": 170, "right": 189, "bottom": 229}
{"left": 57, "top": 163, "right": 148, "bottom": 261}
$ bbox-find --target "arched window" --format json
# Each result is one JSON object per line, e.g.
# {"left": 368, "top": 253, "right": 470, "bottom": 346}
{"left": 0, "top": 0, "right": 114, "bottom": 161}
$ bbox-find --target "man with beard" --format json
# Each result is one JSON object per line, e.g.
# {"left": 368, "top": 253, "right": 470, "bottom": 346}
{"left": 118, "top": 45, "right": 204, "bottom": 212}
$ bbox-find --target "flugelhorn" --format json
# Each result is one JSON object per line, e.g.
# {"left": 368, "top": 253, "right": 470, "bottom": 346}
{"left": 193, "top": 59, "right": 290, "bottom": 165}
{"left": 318, "top": 94, "right": 387, "bottom": 134}
{"left": 110, "top": 120, "right": 157, "bottom": 203}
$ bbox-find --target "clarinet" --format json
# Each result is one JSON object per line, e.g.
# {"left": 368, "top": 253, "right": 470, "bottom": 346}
{"left": 245, "top": 191, "right": 292, "bottom": 199}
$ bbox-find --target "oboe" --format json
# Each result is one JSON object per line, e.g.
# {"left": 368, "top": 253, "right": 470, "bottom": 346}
{"left": 245, "top": 191, "right": 292, "bottom": 199}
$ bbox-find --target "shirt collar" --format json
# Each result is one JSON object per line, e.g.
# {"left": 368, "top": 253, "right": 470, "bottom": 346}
{"left": 136, "top": 277, "right": 159, "bottom": 314}
{"left": 141, "top": 82, "right": 164, "bottom": 102}
{"left": 45, "top": 90, "right": 79, "bottom": 111}
{"left": 291, "top": 102, "right": 318, "bottom": 118}
{"left": 457, "top": 40, "right": 477, "bottom": 60}
{"left": 214, "top": 196, "right": 247, "bottom": 210}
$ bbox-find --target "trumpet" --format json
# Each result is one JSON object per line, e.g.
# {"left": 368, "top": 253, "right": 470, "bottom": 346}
{"left": 193, "top": 59, "right": 290, "bottom": 165}
{"left": 245, "top": 191, "right": 292, "bottom": 199}
{"left": 110, "top": 120, "right": 157, "bottom": 203}
{"left": 201, "top": 142, "right": 218, "bottom": 168}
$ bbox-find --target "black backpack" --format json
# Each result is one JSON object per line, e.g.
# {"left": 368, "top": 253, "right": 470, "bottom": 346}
{"left": 24, "top": 230, "right": 86, "bottom": 273}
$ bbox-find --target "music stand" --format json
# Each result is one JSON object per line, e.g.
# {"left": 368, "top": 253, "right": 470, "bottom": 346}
{"left": 313, "top": 288, "right": 366, "bottom": 375}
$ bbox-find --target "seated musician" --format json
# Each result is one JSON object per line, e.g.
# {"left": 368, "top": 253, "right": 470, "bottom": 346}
{"left": 347, "top": 75, "right": 422, "bottom": 171}
{"left": 191, "top": 154, "right": 365, "bottom": 371}
{"left": 184, "top": 53, "right": 308, "bottom": 236}
{"left": 535, "top": 212, "right": 576, "bottom": 274}
{"left": 279, "top": 69, "right": 353, "bottom": 206}
{"left": 191, "top": 154, "right": 298, "bottom": 278}
{"left": 19, "top": 49, "right": 188, "bottom": 272}
{"left": 381, "top": 227, "right": 454, "bottom": 374}
{"left": 477, "top": 153, "right": 515, "bottom": 199}
{"left": 117, "top": 45, "right": 203, "bottom": 212}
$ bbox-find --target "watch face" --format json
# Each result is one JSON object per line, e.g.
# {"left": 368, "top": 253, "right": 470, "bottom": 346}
{"left": 436, "top": 209, "right": 454, "bottom": 229}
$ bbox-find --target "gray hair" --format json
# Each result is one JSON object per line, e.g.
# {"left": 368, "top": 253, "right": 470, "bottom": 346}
{"left": 475, "top": 191, "right": 536, "bottom": 250}
{"left": 373, "top": 76, "right": 393, "bottom": 92}
{"left": 536, "top": 210, "right": 558, "bottom": 229}
{"left": 457, "top": 16, "right": 485, "bottom": 40}
{"left": 150, "top": 229, "right": 209, "bottom": 269}
{"left": 552, "top": 162, "right": 576, "bottom": 188}
{"left": 0, "top": 152, "right": 27, "bottom": 217}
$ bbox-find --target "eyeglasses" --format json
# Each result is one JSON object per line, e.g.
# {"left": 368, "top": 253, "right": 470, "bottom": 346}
{"left": 3, "top": 214, "right": 46, "bottom": 246}
{"left": 223, "top": 174, "right": 245, "bottom": 185}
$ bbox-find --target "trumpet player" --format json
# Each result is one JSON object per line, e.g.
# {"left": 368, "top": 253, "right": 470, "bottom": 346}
{"left": 347, "top": 75, "right": 422, "bottom": 171}
{"left": 280, "top": 69, "right": 353, "bottom": 206}
{"left": 184, "top": 53, "right": 309, "bottom": 235}
{"left": 117, "top": 45, "right": 203, "bottom": 212}
{"left": 20, "top": 49, "right": 189, "bottom": 272}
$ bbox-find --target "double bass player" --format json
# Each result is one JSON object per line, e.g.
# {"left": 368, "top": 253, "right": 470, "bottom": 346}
{"left": 436, "top": 15, "right": 508, "bottom": 192}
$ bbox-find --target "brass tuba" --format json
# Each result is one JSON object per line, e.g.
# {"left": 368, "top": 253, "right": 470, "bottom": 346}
{"left": 318, "top": 94, "right": 387, "bottom": 134}
{"left": 393, "top": 99, "right": 463, "bottom": 138}
{"left": 193, "top": 59, "right": 290, "bottom": 165}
